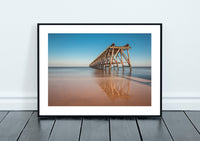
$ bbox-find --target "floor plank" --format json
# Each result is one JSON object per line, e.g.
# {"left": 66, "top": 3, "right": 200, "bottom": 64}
{"left": 49, "top": 117, "right": 82, "bottom": 141}
{"left": 110, "top": 118, "right": 141, "bottom": 141}
{"left": 162, "top": 111, "right": 200, "bottom": 141}
{"left": 0, "top": 112, "right": 8, "bottom": 123}
{"left": 18, "top": 112, "right": 55, "bottom": 141}
{"left": 185, "top": 111, "right": 200, "bottom": 134}
{"left": 80, "top": 118, "right": 109, "bottom": 141}
{"left": 0, "top": 111, "right": 32, "bottom": 141}
{"left": 137, "top": 117, "right": 172, "bottom": 141}
{"left": 1, "top": 111, "right": 200, "bottom": 141}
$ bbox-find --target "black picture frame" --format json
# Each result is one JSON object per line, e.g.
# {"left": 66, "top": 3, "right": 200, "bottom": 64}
{"left": 37, "top": 23, "right": 162, "bottom": 117}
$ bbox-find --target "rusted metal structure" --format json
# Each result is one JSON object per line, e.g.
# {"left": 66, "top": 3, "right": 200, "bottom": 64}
{"left": 89, "top": 43, "right": 132, "bottom": 71}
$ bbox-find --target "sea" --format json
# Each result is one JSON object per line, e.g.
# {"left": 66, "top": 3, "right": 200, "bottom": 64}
{"left": 48, "top": 67, "right": 151, "bottom": 80}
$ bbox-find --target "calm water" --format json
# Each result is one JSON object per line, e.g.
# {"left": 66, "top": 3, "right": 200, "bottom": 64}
{"left": 48, "top": 67, "right": 151, "bottom": 80}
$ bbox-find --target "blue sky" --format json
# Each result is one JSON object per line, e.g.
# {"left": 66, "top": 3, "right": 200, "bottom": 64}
{"left": 48, "top": 33, "right": 151, "bottom": 67}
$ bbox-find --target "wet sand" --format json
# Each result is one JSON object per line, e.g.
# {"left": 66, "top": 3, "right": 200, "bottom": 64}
{"left": 48, "top": 68, "right": 151, "bottom": 106}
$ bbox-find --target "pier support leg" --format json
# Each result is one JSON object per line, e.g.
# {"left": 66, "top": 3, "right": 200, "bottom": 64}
{"left": 109, "top": 49, "right": 114, "bottom": 71}
{"left": 127, "top": 50, "right": 132, "bottom": 72}
{"left": 120, "top": 50, "right": 124, "bottom": 71}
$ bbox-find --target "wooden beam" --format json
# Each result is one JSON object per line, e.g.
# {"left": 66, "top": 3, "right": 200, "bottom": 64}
{"left": 109, "top": 48, "right": 114, "bottom": 71}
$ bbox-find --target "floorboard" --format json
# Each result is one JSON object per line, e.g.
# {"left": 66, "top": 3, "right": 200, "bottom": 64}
{"left": 162, "top": 111, "right": 200, "bottom": 141}
{"left": 1, "top": 111, "right": 200, "bottom": 141}
{"left": 80, "top": 118, "right": 109, "bottom": 141}
{"left": 0, "top": 112, "right": 8, "bottom": 123}
{"left": 185, "top": 111, "right": 200, "bottom": 134}
{"left": 110, "top": 117, "right": 141, "bottom": 141}
{"left": 0, "top": 111, "right": 32, "bottom": 141}
{"left": 18, "top": 112, "right": 55, "bottom": 141}
{"left": 137, "top": 117, "right": 172, "bottom": 141}
{"left": 49, "top": 117, "right": 82, "bottom": 141}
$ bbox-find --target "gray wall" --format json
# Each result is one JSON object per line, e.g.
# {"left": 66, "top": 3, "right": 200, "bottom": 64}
{"left": 0, "top": 0, "right": 200, "bottom": 109}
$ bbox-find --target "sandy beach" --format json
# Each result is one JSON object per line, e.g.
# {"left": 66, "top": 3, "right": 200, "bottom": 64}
{"left": 48, "top": 67, "right": 151, "bottom": 106}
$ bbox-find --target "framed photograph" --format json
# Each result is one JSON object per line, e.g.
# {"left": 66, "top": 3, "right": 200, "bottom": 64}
{"left": 38, "top": 23, "right": 162, "bottom": 117}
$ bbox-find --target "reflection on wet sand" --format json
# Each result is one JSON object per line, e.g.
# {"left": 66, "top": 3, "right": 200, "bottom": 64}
{"left": 95, "top": 70, "right": 130, "bottom": 101}
{"left": 48, "top": 67, "right": 151, "bottom": 106}
{"left": 97, "top": 77, "right": 130, "bottom": 100}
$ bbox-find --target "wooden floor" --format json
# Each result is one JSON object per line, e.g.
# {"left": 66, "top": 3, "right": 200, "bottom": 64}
{"left": 0, "top": 111, "right": 200, "bottom": 141}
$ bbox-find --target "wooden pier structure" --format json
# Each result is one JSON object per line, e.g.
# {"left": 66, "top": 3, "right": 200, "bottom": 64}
{"left": 89, "top": 43, "right": 132, "bottom": 71}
